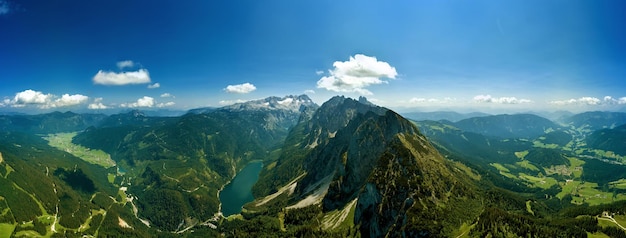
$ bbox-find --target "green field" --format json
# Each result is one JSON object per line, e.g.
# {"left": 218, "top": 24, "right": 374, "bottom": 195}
{"left": 44, "top": 132, "right": 115, "bottom": 168}
{"left": 575, "top": 182, "right": 615, "bottom": 206}
{"left": 515, "top": 160, "right": 539, "bottom": 171}
{"left": 518, "top": 173, "right": 557, "bottom": 189}
{"left": 490, "top": 163, "right": 510, "bottom": 173}
{"left": 609, "top": 179, "right": 626, "bottom": 190}
{"left": 514, "top": 150, "right": 529, "bottom": 159}
{"left": 587, "top": 232, "right": 610, "bottom": 238}
{"left": 0, "top": 223, "right": 16, "bottom": 238}
{"left": 557, "top": 180, "right": 581, "bottom": 199}
{"left": 567, "top": 157, "right": 585, "bottom": 178}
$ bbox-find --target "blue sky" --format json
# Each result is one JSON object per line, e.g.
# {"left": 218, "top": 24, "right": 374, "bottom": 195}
{"left": 1, "top": 0, "right": 625, "bottom": 113}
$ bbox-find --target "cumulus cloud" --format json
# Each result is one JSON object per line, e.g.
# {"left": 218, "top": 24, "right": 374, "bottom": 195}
{"left": 93, "top": 69, "right": 151, "bottom": 85}
{"left": 88, "top": 98, "right": 109, "bottom": 109}
{"left": 147, "top": 82, "right": 160, "bottom": 89}
{"left": 157, "top": 102, "right": 175, "bottom": 108}
{"left": 315, "top": 70, "right": 324, "bottom": 75}
{"left": 116, "top": 60, "right": 135, "bottom": 69}
{"left": 13, "top": 89, "right": 53, "bottom": 105}
{"left": 53, "top": 94, "right": 89, "bottom": 107}
{"left": 120, "top": 96, "right": 155, "bottom": 108}
{"left": 550, "top": 96, "right": 626, "bottom": 106}
{"left": 8, "top": 89, "right": 88, "bottom": 109}
{"left": 224, "top": 83, "right": 256, "bottom": 94}
{"left": 473, "top": 95, "right": 532, "bottom": 104}
{"left": 304, "top": 89, "right": 315, "bottom": 94}
{"left": 316, "top": 54, "right": 397, "bottom": 95}
{"left": 160, "top": 93, "right": 174, "bottom": 98}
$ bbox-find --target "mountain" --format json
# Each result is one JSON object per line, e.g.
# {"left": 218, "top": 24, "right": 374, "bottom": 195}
{"left": 586, "top": 123, "right": 626, "bottom": 156}
{"left": 455, "top": 114, "right": 560, "bottom": 139}
{"left": 251, "top": 96, "right": 481, "bottom": 237}
{"left": 402, "top": 111, "right": 490, "bottom": 122}
{"left": 71, "top": 95, "right": 319, "bottom": 232}
{"left": 96, "top": 110, "right": 177, "bottom": 128}
{"left": 2, "top": 96, "right": 626, "bottom": 237}
{"left": 561, "top": 111, "right": 626, "bottom": 131}
{"left": 221, "top": 94, "right": 316, "bottom": 113}
{"left": 0, "top": 111, "right": 107, "bottom": 134}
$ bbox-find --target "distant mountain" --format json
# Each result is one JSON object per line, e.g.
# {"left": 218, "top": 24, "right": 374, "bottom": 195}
{"left": 455, "top": 114, "right": 560, "bottom": 139}
{"left": 221, "top": 94, "right": 316, "bottom": 113}
{"left": 402, "top": 111, "right": 490, "bottom": 122}
{"left": 561, "top": 111, "right": 626, "bottom": 131}
{"left": 252, "top": 96, "right": 481, "bottom": 237}
{"left": 0, "top": 111, "right": 107, "bottom": 134}
{"left": 525, "top": 110, "right": 574, "bottom": 122}
{"left": 586, "top": 123, "right": 626, "bottom": 156}
{"left": 97, "top": 110, "right": 177, "bottom": 128}
{"left": 187, "top": 107, "right": 216, "bottom": 114}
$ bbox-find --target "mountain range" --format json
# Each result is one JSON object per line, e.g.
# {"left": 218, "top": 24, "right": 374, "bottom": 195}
{"left": 0, "top": 95, "right": 625, "bottom": 237}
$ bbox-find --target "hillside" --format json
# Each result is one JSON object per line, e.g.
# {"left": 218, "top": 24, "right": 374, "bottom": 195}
{"left": 249, "top": 96, "right": 482, "bottom": 237}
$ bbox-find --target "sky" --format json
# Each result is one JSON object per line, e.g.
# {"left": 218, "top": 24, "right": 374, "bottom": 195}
{"left": 1, "top": 0, "right": 626, "bottom": 114}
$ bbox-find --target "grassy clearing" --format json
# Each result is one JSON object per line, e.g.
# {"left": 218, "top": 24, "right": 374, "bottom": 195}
{"left": 490, "top": 163, "right": 509, "bottom": 173}
{"left": 613, "top": 215, "right": 626, "bottom": 228}
{"left": 515, "top": 151, "right": 529, "bottom": 160}
{"left": 598, "top": 218, "right": 620, "bottom": 229}
{"left": 107, "top": 173, "right": 116, "bottom": 184}
{"left": 609, "top": 179, "right": 626, "bottom": 190}
{"left": 587, "top": 232, "right": 610, "bottom": 238}
{"left": 515, "top": 160, "right": 539, "bottom": 171}
{"left": 44, "top": 132, "right": 115, "bottom": 168}
{"left": 557, "top": 180, "right": 581, "bottom": 199}
{"left": 518, "top": 173, "right": 557, "bottom": 189}
{"left": 525, "top": 201, "right": 534, "bottom": 216}
{"left": 575, "top": 182, "right": 615, "bottom": 206}
{"left": 533, "top": 141, "right": 558, "bottom": 149}
{"left": 567, "top": 157, "right": 585, "bottom": 178}
{"left": 0, "top": 223, "right": 15, "bottom": 238}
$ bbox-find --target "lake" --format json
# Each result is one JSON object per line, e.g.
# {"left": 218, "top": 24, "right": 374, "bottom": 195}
{"left": 219, "top": 161, "right": 263, "bottom": 216}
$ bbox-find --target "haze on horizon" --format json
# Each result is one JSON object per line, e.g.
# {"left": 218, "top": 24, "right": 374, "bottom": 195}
{"left": 1, "top": 0, "right": 625, "bottom": 114}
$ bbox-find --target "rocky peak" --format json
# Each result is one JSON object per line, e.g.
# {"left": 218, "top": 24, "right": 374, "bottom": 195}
{"left": 221, "top": 94, "right": 317, "bottom": 113}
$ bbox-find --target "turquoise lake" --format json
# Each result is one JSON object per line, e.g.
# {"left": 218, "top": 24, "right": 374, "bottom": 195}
{"left": 219, "top": 161, "right": 263, "bottom": 216}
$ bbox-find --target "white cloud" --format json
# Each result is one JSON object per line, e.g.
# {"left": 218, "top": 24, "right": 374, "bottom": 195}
{"left": 116, "top": 60, "right": 135, "bottom": 69}
{"left": 147, "top": 82, "right": 160, "bottom": 89}
{"left": 316, "top": 54, "right": 397, "bottom": 95}
{"left": 157, "top": 102, "right": 175, "bottom": 108}
{"left": 160, "top": 93, "right": 174, "bottom": 98}
{"left": 13, "top": 89, "right": 53, "bottom": 105}
{"left": 550, "top": 96, "right": 626, "bottom": 106}
{"left": 121, "top": 96, "right": 155, "bottom": 108}
{"left": 315, "top": 70, "right": 324, "bottom": 75}
{"left": 304, "top": 89, "right": 315, "bottom": 94}
{"left": 224, "top": 83, "right": 256, "bottom": 94}
{"left": 93, "top": 69, "right": 151, "bottom": 85}
{"left": 88, "top": 98, "right": 109, "bottom": 109}
{"left": 52, "top": 94, "right": 89, "bottom": 108}
{"left": 9, "top": 90, "right": 88, "bottom": 109}
{"left": 219, "top": 99, "right": 246, "bottom": 105}
{"left": 473, "top": 95, "right": 532, "bottom": 104}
